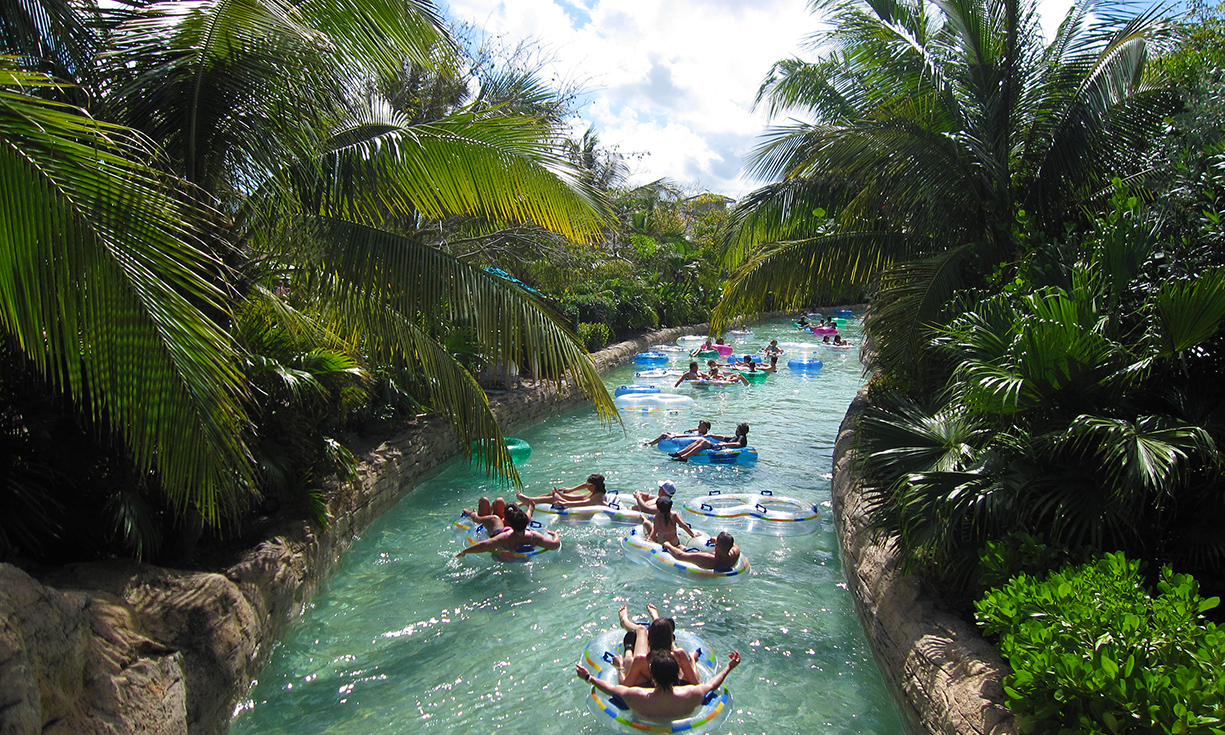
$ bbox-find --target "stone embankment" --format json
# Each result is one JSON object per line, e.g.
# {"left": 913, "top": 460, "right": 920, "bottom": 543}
{"left": 2, "top": 318, "right": 1017, "bottom": 735}
{"left": 831, "top": 389, "right": 1017, "bottom": 735}
{"left": 0, "top": 325, "right": 701, "bottom": 735}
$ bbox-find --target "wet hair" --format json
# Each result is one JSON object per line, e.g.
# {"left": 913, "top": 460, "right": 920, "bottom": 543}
{"left": 657, "top": 497, "right": 673, "bottom": 514}
{"left": 716, "top": 531, "right": 735, "bottom": 550}
{"left": 706, "top": 360, "right": 717, "bottom": 367}
{"left": 689, "top": 361, "right": 699, "bottom": 371}
{"left": 736, "top": 423, "right": 749, "bottom": 436}
{"left": 647, "top": 618, "right": 676, "bottom": 651}
{"left": 697, "top": 420, "right": 711, "bottom": 431}
{"left": 504, "top": 504, "right": 530, "bottom": 532}
{"left": 743, "top": 354, "right": 752, "bottom": 362}
{"left": 649, "top": 651, "right": 680, "bottom": 691}
{"left": 587, "top": 474, "right": 606, "bottom": 493}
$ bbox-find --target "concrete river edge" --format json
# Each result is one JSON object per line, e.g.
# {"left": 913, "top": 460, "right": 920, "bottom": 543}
{"left": 0, "top": 315, "right": 1012, "bottom": 735}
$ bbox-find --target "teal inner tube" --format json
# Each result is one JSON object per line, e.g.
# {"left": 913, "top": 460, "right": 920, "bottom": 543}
{"left": 472, "top": 437, "right": 533, "bottom": 464}
{"left": 505, "top": 437, "right": 532, "bottom": 464}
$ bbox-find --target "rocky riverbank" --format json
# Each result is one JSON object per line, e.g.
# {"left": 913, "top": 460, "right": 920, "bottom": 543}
{"left": 0, "top": 325, "right": 702, "bottom": 735}
{"left": 831, "top": 389, "right": 1017, "bottom": 735}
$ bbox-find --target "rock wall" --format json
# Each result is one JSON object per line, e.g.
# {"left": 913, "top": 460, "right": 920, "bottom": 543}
{"left": 0, "top": 325, "right": 703, "bottom": 735}
{"left": 831, "top": 389, "right": 1017, "bottom": 735}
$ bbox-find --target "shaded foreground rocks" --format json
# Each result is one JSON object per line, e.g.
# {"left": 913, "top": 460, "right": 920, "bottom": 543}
{"left": 832, "top": 389, "right": 1017, "bottom": 735}
{"left": 0, "top": 326, "right": 701, "bottom": 735}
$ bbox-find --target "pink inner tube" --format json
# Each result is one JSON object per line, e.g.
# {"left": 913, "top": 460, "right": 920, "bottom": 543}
{"left": 715, "top": 344, "right": 734, "bottom": 356}
{"left": 811, "top": 326, "right": 837, "bottom": 335}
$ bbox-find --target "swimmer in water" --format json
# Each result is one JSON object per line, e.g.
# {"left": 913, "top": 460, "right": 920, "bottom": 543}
{"left": 456, "top": 504, "right": 560, "bottom": 557}
{"left": 663, "top": 531, "right": 741, "bottom": 571}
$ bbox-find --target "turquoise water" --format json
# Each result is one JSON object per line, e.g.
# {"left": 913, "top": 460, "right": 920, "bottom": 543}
{"left": 229, "top": 316, "right": 903, "bottom": 735}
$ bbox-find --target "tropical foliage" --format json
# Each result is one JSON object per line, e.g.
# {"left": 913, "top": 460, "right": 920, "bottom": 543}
{"left": 711, "top": 0, "right": 1178, "bottom": 385}
{"left": 1, "top": 0, "right": 617, "bottom": 561}
{"left": 858, "top": 195, "right": 1225, "bottom": 594}
{"left": 976, "top": 551, "right": 1225, "bottom": 734}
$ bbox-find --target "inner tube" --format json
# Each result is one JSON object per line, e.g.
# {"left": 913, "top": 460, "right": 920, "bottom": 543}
{"left": 834, "top": 309, "right": 853, "bottom": 317}
{"left": 811, "top": 326, "right": 837, "bottom": 335}
{"left": 727, "top": 354, "right": 763, "bottom": 364}
{"left": 634, "top": 352, "right": 669, "bottom": 364}
{"left": 650, "top": 344, "right": 687, "bottom": 352}
{"left": 452, "top": 514, "right": 556, "bottom": 562}
{"left": 581, "top": 630, "right": 732, "bottom": 735}
{"left": 634, "top": 368, "right": 685, "bottom": 379}
{"left": 713, "top": 344, "right": 734, "bottom": 356}
{"left": 531, "top": 498, "right": 645, "bottom": 526}
{"left": 681, "top": 490, "right": 820, "bottom": 536}
{"left": 615, "top": 393, "right": 696, "bottom": 413}
{"left": 686, "top": 446, "right": 757, "bottom": 465}
{"left": 676, "top": 335, "right": 707, "bottom": 345}
{"left": 732, "top": 370, "right": 768, "bottom": 383}
{"left": 693, "top": 349, "right": 719, "bottom": 359}
{"left": 622, "top": 528, "right": 749, "bottom": 582}
{"left": 788, "top": 358, "right": 823, "bottom": 371}
{"left": 471, "top": 437, "right": 533, "bottom": 464}
{"left": 686, "top": 378, "right": 741, "bottom": 389}
{"left": 615, "top": 384, "right": 660, "bottom": 398}
{"left": 656, "top": 434, "right": 713, "bottom": 454}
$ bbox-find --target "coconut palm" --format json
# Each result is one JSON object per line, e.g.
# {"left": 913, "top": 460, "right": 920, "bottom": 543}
{"left": 2, "top": 0, "right": 616, "bottom": 550}
{"left": 712, "top": 0, "right": 1177, "bottom": 384}
{"left": 859, "top": 205, "right": 1225, "bottom": 590}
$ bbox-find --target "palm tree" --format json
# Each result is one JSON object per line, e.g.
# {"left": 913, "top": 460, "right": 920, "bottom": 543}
{"left": 859, "top": 204, "right": 1225, "bottom": 590}
{"left": 712, "top": 0, "right": 1177, "bottom": 384}
{"left": 2, "top": 0, "right": 616, "bottom": 552}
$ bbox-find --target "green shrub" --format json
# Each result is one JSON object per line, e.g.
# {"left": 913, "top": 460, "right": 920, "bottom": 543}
{"left": 576, "top": 322, "right": 612, "bottom": 352}
{"left": 569, "top": 293, "right": 616, "bottom": 330}
{"left": 975, "top": 551, "right": 1225, "bottom": 734}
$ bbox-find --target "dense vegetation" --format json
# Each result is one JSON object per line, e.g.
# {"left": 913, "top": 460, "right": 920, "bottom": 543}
{"left": 0, "top": 0, "right": 744, "bottom": 567}
{"left": 713, "top": 0, "right": 1225, "bottom": 727}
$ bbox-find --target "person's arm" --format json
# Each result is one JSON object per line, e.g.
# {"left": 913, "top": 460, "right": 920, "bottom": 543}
{"left": 533, "top": 530, "right": 562, "bottom": 551}
{"left": 576, "top": 664, "right": 637, "bottom": 701}
{"left": 456, "top": 535, "right": 506, "bottom": 557}
{"left": 674, "top": 513, "right": 695, "bottom": 536}
{"left": 692, "top": 652, "right": 741, "bottom": 696}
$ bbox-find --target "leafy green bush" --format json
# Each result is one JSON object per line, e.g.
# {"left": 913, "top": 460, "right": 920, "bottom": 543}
{"left": 976, "top": 552, "right": 1225, "bottom": 734}
{"left": 569, "top": 293, "right": 616, "bottom": 330}
{"left": 576, "top": 322, "right": 612, "bottom": 352}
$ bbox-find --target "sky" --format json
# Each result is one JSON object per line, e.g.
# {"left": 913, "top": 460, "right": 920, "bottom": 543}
{"left": 439, "top": 0, "right": 1077, "bottom": 199}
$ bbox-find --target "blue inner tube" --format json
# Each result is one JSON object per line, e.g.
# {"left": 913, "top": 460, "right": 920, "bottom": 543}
{"left": 834, "top": 309, "right": 853, "bottom": 316}
{"left": 788, "top": 358, "right": 823, "bottom": 371}
{"left": 688, "top": 446, "right": 757, "bottom": 465}
{"left": 615, "top": 384, "right": 661, "bottom": 398}
{"left": 657, "top": 434, "right": 713, "bottom": 453}
{"left": 634, "top": 352, "right": 669, "bottom": 364}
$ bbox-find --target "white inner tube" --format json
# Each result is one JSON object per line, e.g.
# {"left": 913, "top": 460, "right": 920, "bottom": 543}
{"left": 581, "top": 629, "right": 732, "bottom": 735}
{"left": 681, "top": 491, "right": 820, "bottom": 536}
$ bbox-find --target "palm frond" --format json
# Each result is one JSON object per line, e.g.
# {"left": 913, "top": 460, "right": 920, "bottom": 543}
{"left": 1153, "top": 268, "right": 1225, "bottom": 355}
{"left": 0, "top": 66, "right": 252, "bottom": 522}
{"left": 312, "top": 104, "right": 610, "bottom": 243}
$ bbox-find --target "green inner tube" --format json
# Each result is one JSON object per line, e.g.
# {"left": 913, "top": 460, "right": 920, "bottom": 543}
{"left": 695, "top": 349, "right": 719, "bottom": 358}
{"left": 505, "top": 438, "right": 532, "bottom": 464}
{"left": 741, "top": 371, "right": 769, "bottom": 383}
{"left": 472, "top": 437, "right": 533, "bottom": 465}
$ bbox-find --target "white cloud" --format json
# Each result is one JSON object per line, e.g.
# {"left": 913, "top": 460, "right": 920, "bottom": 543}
{"left": 442, "top": 0, "right": 813, "bottom": 197}
{"left": 441, "top": 0, "right": 1078, "bottom": 198}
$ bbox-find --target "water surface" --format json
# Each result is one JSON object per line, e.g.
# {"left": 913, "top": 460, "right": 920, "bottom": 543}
{"left": 229, "top": 316, "right": 903, "bottom": 734}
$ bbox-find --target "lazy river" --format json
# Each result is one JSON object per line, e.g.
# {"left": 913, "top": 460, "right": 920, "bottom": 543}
{"left": 229, "top": 316, "right": 904, "bottom": 735}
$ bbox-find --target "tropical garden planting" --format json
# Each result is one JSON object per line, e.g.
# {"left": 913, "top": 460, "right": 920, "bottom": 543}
{"left": 711, "top": 0, "right": 1225, "bottom": 729}
{"left": 0, "top": 0, "right": 740, "bottom": 567}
